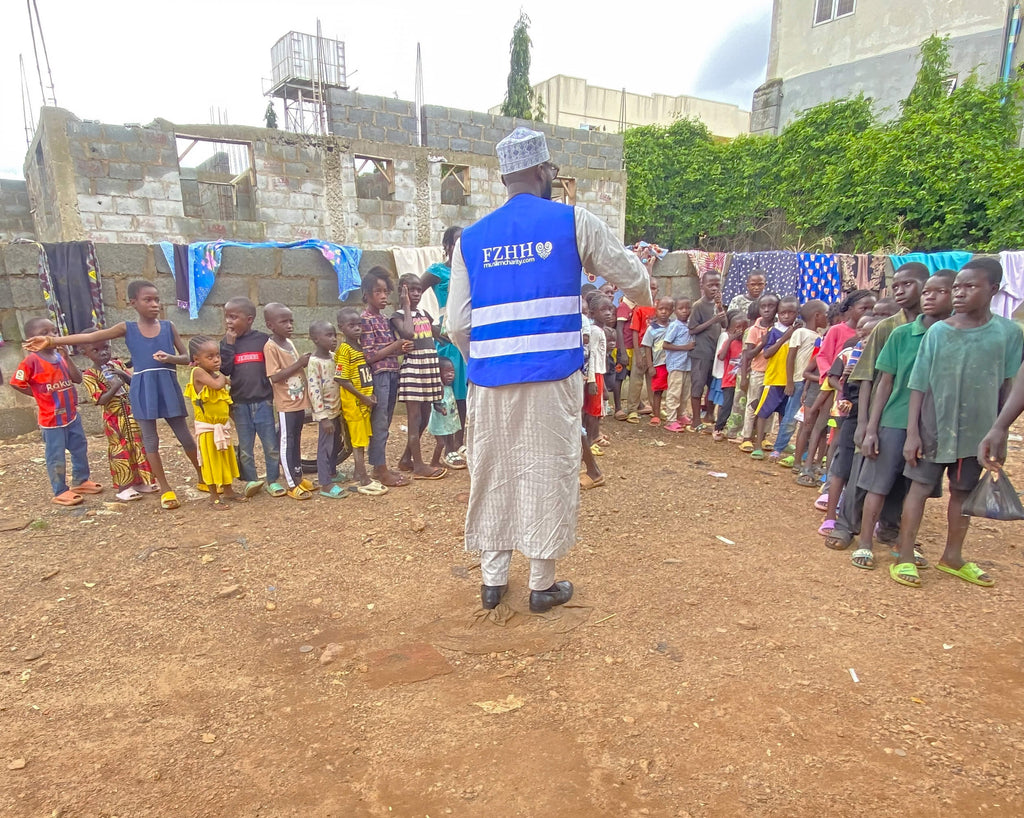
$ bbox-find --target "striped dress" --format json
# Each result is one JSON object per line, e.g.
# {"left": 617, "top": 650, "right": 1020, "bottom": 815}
{"left": 393, "top": 309, "right": 443, "bottom": 402}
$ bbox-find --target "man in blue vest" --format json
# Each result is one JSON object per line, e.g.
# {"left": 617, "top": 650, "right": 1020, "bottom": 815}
{"left": 448, "top": 127, "right": 652, "bottom": 613}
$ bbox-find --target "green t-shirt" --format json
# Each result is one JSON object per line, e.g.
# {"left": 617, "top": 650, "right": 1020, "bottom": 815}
{"left": 874, "top": 316, "right": 929, "bottom": 430}
{"left": 849, "top": 310, "right": 907, "bottom": 383}
{"left": 907, "top": 316, "right": 1024, "bottom": 462}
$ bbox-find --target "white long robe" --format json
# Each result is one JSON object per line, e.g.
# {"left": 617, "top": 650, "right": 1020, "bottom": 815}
{"left": 449, "top": 202, "right": 652, "bottom": 559}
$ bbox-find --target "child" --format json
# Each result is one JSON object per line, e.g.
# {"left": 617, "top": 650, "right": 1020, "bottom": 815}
{"left": 184, "top": 336, "right": 241, "bottom": 508}
{"left": 640, "top": 297, "right": 674, "bottom": 427}
{"left": 360, "top": 267, "right": 413, "bottom": 488}
{"left": 391, "top": 274, "right": 446, "bottom": 480}
{"left": 688, "top": 272, "right": 728, "bottom": 432}
{"left": 221, "top": 296, "right": 281, "bottom": 498}
{"left": 773, "top": 300, "right": 828, "bottom": 465}
{"left": 738, "top": 293, "right": 779, "bottom": 450}
{"left": 852, "top": 273, "right": 955, "bottom": 570}
{"left": 79, "top": 335, "right": 155, "bottom": 501}
{"left": 12, "top": 317, "right": 102, "bottom": 506}
{"left": 263, "top": 303, "right": 312, "bottom": 500}
{"left": 873, "top": 298, "right": 900, "bottom": 318}
{"left": 584, "top": 293, "right": 614, "bottom": 450}
{"left": 751, "top": 295, "right": 801, "bottom": 461}
{"left": 893, "top": 259, "right": 1024, "bottom": 588}
{"left": 24, "top": 280, "right": 203, "bottom": 510}
{"left": 625, "top": 278, "right": 659, "bottom": 422}
{"left": 728, "top": 270, "right": 767, "bottom": 315}
{"left": 334, "top": 306, "right": 385, "bottom": 495}
{"left": 713, "top": 311, "right": 748, "bottom": 441}
{"left": 663, "top": 297, "right": 695, "bottom": 433}
{"left": 307, "top": 320, "right": 345, "bottom": 499}
{"left": 794, "top": 290, "right": 876, "bottom": 487}
{"left": 429, "top": 357, "right": 466, "bottom": 471}
{"left": 817, "top": 315, "right": 879, "bottom": 537}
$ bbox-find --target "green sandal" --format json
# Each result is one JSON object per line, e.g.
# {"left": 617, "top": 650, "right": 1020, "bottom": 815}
{"left": 778, "top": 455, "right": 795, "bottom": 468}
{"left": 936, "top": 561, "right": 994, "bottom": 587}
{"left": 889, "top": 562, "right": 920, "bottom": 588}
{"left": 265, "top": 482, "right": 287, "bottom": 498}
{"left": 889, "top": 548, "right": 929, "bottom": 569}
{"left": 750, "top": 449, "right": 765, "bottom": 460}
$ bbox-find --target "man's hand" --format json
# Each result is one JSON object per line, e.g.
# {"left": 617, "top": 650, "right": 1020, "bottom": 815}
{"left": 586, "top": 382, "right": 597, "bottom": 397}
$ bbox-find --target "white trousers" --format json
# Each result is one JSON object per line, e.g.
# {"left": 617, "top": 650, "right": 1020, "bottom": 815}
{"left": 480, "top": 550, "right": 557, "bottom": 591}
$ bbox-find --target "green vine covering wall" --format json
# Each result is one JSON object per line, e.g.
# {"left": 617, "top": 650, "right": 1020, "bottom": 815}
{"left": 624, "top": 36, "right": 1024, "bottom": 254}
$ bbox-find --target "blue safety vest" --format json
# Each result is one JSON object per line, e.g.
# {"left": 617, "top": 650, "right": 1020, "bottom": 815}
{"left": 459, "top": 194, "right": 584, "bottom": 387}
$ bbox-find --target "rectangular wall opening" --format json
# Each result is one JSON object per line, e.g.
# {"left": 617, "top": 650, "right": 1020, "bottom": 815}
{"left": 176, "top": 135, "right": 256, "bottom": 221}
{"left": 354, "top": 155, "right": 395, "bottom": 200}
{"left": 440, "top": 164, "right": 469, "bottom": 205}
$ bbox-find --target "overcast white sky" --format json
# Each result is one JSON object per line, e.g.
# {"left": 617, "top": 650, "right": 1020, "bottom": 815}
{"left": 0, "top": 0, "right": 772, "bottom": 179}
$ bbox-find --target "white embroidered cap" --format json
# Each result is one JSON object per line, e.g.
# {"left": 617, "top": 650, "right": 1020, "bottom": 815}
{"left": 496, "top": 127, "right": 550, "bottom": 175}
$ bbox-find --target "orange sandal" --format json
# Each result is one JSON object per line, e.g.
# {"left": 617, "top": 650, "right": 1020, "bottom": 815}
{"left": 73, "top": 480, "right": 104, "bottom": 495}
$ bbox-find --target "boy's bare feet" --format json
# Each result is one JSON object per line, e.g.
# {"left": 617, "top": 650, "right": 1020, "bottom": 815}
{"left": 372, "top": 466, "right": 409, "bottom": 487}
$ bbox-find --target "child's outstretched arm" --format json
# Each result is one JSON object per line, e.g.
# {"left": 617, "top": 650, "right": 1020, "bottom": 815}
{"left": 153, "top": 324, "right": 191, "bottom": 366}
{"left": 23, "top": 323, "right": 127, "bottom": 352}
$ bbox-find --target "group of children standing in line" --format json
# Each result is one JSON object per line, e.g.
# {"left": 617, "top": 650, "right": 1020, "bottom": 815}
{"left": 584, "top": 256, "right": 1024, "bottom": 589}
{"left": 16, "top": 229, "right": 471, "bottom": 511}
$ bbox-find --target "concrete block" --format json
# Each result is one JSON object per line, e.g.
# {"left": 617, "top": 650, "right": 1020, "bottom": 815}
{"left": 123, "top": 144, "right": 162, "bottom": 163}
{"left": 77, "top": 196, "right": 110, "bottom": 213}
{"left": 93, "top": 178, "right": 134, "bottom": 196}
{"left": 330, "top": 121, "right": 359, "bottom": 139}
{"left": 570, "top": 154, "right": 586, "bottom": 169}
{"left": 360, "top": 125, "right": 386, "bottom": 142}
{"left": 168, "top": 303, "right": 226, "bottom": 336}
{"left": 95, "top": 214, "right": 135, "bottom": 232}
{"left": 102, "top": 126, "right": 142, "bottom": 143}
{"left": 114, "top": 196, "right": 150, "bottom": 215}
{"left": 587, "top": 157, "right": 606, "bottom": 170}
{"left": 284, "top": 162, "right": 314, "bottom": 178}
{"left": 581, "top": 143, "right": 599, "bottom": 157}
{"left": 71, "top": 121, "right": 104, "bottom": 139}
{"left": 384, "top": 129, "right": 416, "bottom": 146}
{"left": 437, "top": 118, "right": 461, "bottom": 138}
{"left": 108, "top": 162, "right": 145, "bottom": 181}
{"left": 385, "top": 97, "right": 414, "bottom": 116}
{"left": 470, "top": 140, "right": 491, "bottom": 155}
{"left": 347, "top": 107, "right": 373, "bottom": 125}
{"left": 329, "top": 88, "right": 358, "bottom": 107}
{"left": 450, "top": 138, "right": 470, "bottom": 153}
{"left": 83, "top": 142, "right": 125, "bottom": 160}
{"left": 400, "top": 116, "right": 419, "bottom": 133}
{"left": 460, "top": 124, "right": 482, "bottom": 140}
{"left": 280, "top": 247, "right": 334, "bottom": 278}
{"left": 9, "top": 276, "right": 47, "bottom": 309}
{"left": 374, "top": 112, "right": 399, "bottom": 130}
{"left": 95, "top": 244, "right": 151, "bottom": 277}
{"left": 150, "top": 199, "right": 184, "bottom": 217}
{"left": 86, "top": 231, "right": 119, "bottom": 244}
{"left": 134, "top": 216, "right": 172, "bottom": 234}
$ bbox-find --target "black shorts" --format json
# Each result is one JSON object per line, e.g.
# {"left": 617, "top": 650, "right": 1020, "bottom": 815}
{"left": 690, "top": 356, "right": 713, "bottom": 399}
{"left": 857, "top": 426, "right": 909, "bottom": 496}
{"left": 904, "top": 456, "right": 984, "bottom": 494}
{"left": 828, "top": 416, "right": 857, "bottom": 482}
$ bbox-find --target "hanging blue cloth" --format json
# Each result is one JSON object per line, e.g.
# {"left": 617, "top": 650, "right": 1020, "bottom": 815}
{"left": 888, "top": 251, "right": 974, "bottom": 274}
{"left": 723, "top": 251, "right": 800, "bottom": 306}
{"left": 184, "top": 240, "right": 362, "bottom": 319}
{"left": 797, "top": 253, "right": 842, "bottom": 305}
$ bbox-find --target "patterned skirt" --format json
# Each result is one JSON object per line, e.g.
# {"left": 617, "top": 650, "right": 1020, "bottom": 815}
{"left": 397, "top": 347, "right": 443, "bottom": 402}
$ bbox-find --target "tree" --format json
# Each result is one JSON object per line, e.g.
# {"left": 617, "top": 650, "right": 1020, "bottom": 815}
{"left": 264, "top": 102, "right": 278, "bottom": 130}
{"left": 500, "top": 12, "right": 537, "bottom": 120}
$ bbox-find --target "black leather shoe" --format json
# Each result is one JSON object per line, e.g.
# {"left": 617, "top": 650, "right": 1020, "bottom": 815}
{"left": 480, "top": 584, "right": 508, "bottom": 610}
{"left": 529, "top": 580, "right": 573, "bottom": 613}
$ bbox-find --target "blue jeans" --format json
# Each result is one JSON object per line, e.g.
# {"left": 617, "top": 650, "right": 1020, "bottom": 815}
{"left": 773, "top": 381, "right": 805, "bottom": 455}
{"left": 368, "top": 370, "right": 399, "bottom": 467}
{"left": 41, "top": 416, "right": 90, "bottom": 495}
{"left": 232, "top": 400, "right": 280, "bottom": 483}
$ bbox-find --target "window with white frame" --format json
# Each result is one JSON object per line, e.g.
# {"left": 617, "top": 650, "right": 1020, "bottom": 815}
{"left": 813, "top": 0, "right": 855, "bottom": 25}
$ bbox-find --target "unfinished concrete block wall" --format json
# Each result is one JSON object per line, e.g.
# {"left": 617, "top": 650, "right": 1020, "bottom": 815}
{"left": 0, "top": 180, "right": 34, "bottom": 241}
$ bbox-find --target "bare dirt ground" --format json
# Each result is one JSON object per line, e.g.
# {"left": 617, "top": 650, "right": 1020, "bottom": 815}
{"left": 1, "top": 416, "right": 1023, "bottom": 818}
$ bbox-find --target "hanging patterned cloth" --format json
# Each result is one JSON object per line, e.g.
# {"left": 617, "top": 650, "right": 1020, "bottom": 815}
{"left": 797, "top": 253, "right": 842, "bottom": 304}
{"left": 14, "top": 239, "right": 104, "bottom": 334}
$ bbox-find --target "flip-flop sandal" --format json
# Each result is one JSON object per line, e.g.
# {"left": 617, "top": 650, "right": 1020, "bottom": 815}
{"left": 136, "top": 483, "right": 160, "bottom": 493}
{"left": 889, "top": 562, "right": 921, "bottom": 587}
{"left": 936, "top": 561, "right": 994, "bottom": 587}
{"left": 265, "top": 482, "right": 287, "bottom": 497}
{"left": 319, "top": 484, "right": 349, "bottom": 499}
{"left": 299, "top": 478, "right": 316, "bottom": 492}
{"left": 739, "top": 441, "right": 754, "bottom": 453}
{"left": 750, "top": 449, "right": 765, "bottom": 460}
{"left": 795, "top": 472, "right": 818, "bottom": 488}
{"left": 72, "top": 480, "right": 104, "bottom": 495}
{"left": 458, "top": 445, "right": 467, "bottom": 457}
{"left": 115, "top": 487, "right": 144, "bottom": 502}
{"left": 625, "top": 413, "right": 640, "bottom": 424}
{"left": 591, "top": 444, "right": 604, "bottom": 456}
{"left": 160, "top": 491, "right": 180, "bottom": 510}
{"left": 850, "top": 548, "right": 875, "bottom": 569}
{"left": 52, "top": 490, "right": 84, "bottom": 507}
{"left": 357, "top": 480, "right": 389, "bottom": 496}
{"left": 818, "top": 519, "right": 836, "bottom": 536}
{"left": 443, "top": 452, "right": 467, "bottom": 470}
{"left": 244, "top": 480, "right": 265, "bottom": 498}
{"left": 595, "top": 435, "right": 611, "bottom": 446}
{"left": 779, "top": 455, "right": 795, "bottom": 468}
{"left": 580, "top": 473, "right": 606, "bottom": 489}
{"left": 413, "top": 467, "right": 448, "bottom": 480}
{"left": 889, "top": 548, "right": 929, "bottom": 569}
{"left": 287, "top": 486, "right": 313, "bottom": 500}
{"left": 814, "top": 493, "right": 829, "bottom": 512}
{"left": 195, "top": 483, "right": 210, "bottom": 493}
{"left": 825, "top": 534, "right": 852, "bottom": 551}
{"left": 649, "top": 417, "right": 661, "bottom": 427}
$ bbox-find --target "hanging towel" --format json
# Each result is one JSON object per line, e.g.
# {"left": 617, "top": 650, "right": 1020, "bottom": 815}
{"left": 391, "top": 246, "right": 444, "bottom": 322}
{"left": 888, "top": 251, "right": 974, "bottom": 275}
{"left": 185, "top": 240, "right": 362, "bottom": 319}
{"left": 158, "top": 241, "right": 191, "bottom": 311}
{"left": 797, "top": 254, "right": 842, "bottom": 304}
{"left": 722, "top": 251, "right": 799, "bottom": 306}
{"left": 14, "top": 239, "right": 104, "bottom": 335}
{"left": 994, "top": 251, "right": 1024, "bottom": 319}
{"left": 687, "top": 250, "right": 728, "bottom": 277}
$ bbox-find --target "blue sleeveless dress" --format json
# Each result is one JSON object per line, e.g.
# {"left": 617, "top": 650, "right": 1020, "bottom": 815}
{"left": 125, "top": 321, "right": 187, "bottom": 420}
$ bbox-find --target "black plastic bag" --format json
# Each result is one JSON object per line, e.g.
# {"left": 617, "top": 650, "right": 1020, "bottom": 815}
{"left": 962, "top": 470, "right": 1024, "bottom": 521}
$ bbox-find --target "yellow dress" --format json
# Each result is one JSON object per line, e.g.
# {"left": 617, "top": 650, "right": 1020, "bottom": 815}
{"left": 184, "top": 370, "right": 239, "bottom": 487}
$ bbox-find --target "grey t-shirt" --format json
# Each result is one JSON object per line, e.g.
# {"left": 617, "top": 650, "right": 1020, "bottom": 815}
{"left": 688, "top": 298, "right": 724, "bottom": 361}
